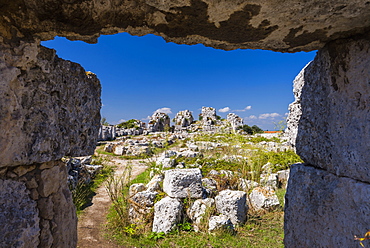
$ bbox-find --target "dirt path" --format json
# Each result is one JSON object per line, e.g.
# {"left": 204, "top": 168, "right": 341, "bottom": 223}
{"left": 77, "top": 158, "right": 148, "bottom": 248}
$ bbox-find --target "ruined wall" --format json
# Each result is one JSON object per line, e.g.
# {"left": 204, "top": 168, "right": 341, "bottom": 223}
{"left": 285, "top": 35, "right": 370, "bottom": 247}
{"left": 0, "top": 41, "right": 101, "bottom": 246}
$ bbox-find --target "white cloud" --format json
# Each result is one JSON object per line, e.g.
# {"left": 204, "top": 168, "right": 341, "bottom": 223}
{"left": 259, "top": 113, "right": 281, "bottom": 119}
{"left": 116, "top": 119, "right": 126, "bottom": 124}
{"left": 154, "top": 107, "right": 172, "bottom": 114}
{"left": 234, "top": 106, "right": 252, "bottom": 112}
{"left": 219, "top": 107, "right": 230, "bottom": 113}
{"left": 248, "top": 115, "right": 257, "bottom": 119}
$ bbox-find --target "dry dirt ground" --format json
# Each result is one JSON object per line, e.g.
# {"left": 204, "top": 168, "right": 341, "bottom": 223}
{"left": 77, "top": 158, "right": 148, "bottom": 248}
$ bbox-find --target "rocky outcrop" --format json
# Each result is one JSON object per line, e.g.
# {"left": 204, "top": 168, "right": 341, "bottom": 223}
{"left": 148, "top": 112, "right": 170, "bottom": 132}
{"left": 227, "top": 113, "right": 243, "bottom": 131}
{"left": 200, "top": 107, "right": 217, "bottom": 125}
{"left": 173, "top": 110, "right": 194, "bottom": 129}
{"left": 285, "top": 35, "right": 370, "bottom": 247}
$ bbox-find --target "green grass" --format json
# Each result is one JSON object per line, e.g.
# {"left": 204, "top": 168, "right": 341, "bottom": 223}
{"left": 70, "top": 155, "right": 115, "bottom": 215}
{"left": 106, "top": 211, "right": 284, "bottom": 248}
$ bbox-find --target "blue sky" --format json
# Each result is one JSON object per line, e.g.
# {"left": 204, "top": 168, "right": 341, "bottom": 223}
{"left": 42, "top": 33, "right": 316, "bottom": 130}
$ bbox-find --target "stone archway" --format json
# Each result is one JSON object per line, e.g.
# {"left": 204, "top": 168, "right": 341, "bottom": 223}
{"left": 0, "top": 1, "right": 369, "bottom": 247}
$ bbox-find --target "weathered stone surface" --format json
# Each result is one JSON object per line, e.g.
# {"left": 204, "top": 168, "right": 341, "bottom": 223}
{"left": 38, "top": 164, "right": 63, "bottom": 198}
{"left": 0, "top": 42, "right": 101, "bottom": 168}
{"left": 285, "top": 163, "right": 370, "bottom": 247}
{"left": 287, "top": 35, "right": 370, "bottom": 183}
{"left": 148, "top": 112, "right": 170, "bottom": 132}
{"left": 208, "top": 215, "right": 233, "bottom": 232}
{"left": 187, "top": 198, "right": 215, "bottom": 225}
{"left": 152, "top": 197, "right": 183, "bottom": 234}
{"left": 174, "top": 110, "right": 194, "bottom": 127}
{"left": 163, "top": 168, "right": 203, "bottom": 198}
{"left": 249, "top": 186, "right": 280, "bottom": 211}
{"left": 129, "top": 191, "right": 158, "bottom": 224}
{"left": 49, "top": 173, "right": 77, "bottom": 247}
{"left": 215, "top": 190, "right": 247, "bottom": 225}
{"left": 0, "top": 179, "right": 40, "bottom": 247}
{"left": 227, "top": 113, "right": 243, "bottom": 130}
{"left": 129, "top": 183, "right": 146, "bottom": 197}
{"left": 2, "top": 1, "right": 370, "bottom": 52}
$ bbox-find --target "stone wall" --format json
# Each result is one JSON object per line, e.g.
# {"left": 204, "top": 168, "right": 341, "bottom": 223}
{"left": 0, "top": 40, "right": 101, "bottom": 247}
{"left": 285, "top": 35, "right": 370, "bottom": 247}
{"left": 0, "top": 161, "right": 77, "bottom": 247}
{"left": 0, "top": 41, "right": 101, "bottom": 168}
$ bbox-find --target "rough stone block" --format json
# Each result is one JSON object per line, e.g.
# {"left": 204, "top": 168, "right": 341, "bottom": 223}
{"left": 0, "top": 43, "right": 101, "bottom": 168}
{"left": 187, "top": 198, "right": 215, "bottom": 225}
{"left": 163, "top": 168, "right": 203, "bottom": 198}
{"left": 0, "top": 179, "right": 40, "bottom": 247}
{"left": 215, "top": 190, "right": 247, "bottom": 225}
{"left": 287, "top": 36, "right": 370, "bottom": 183}
{"left": 208, "top": 215, "right": 233, "bottom": 232}
{"left": 249, "top": 186, "right": 280, "bottom": 211}
{"left": 152, "top": 197, "right": 183, "bottom": 234}
{"left": 285, "top": 163, "right": 370, "bottom": 247}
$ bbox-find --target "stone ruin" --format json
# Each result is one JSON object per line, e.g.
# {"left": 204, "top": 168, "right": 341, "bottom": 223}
{"left": 148, "top": 112, "right": 171, "bottom": 132}
{"left": 1, "top": 0, "right": 369, "bottom": 247}
{"left": 173, "top": 110, "right": 194, "bottom": 130}
{"left": 200, "top": 106, "right": 217, "bottom": 125}
{"left": 227, "top": 113, "right": 243, "bottom": 131}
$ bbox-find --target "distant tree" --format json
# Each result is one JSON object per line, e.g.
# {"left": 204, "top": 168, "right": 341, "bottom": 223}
{"left": 251, "top": 125, "right": 264, "bottom": 134}
{"left": 237, "top": 124, "right": 264, "bottom": 135}
{"left": 116, "top": 119, "right": 139, "bottom": 129}
{"left": 237, "top": 124, "right": 254, "bottom": 134}
{"left": 198, "top": 114, "right": 203, "bottom": 121}
{"left": 216, "top": 115, "right": 221, "bottom": 120}
{"left": 101, "top": 117, "right": 109, "bottom": 126}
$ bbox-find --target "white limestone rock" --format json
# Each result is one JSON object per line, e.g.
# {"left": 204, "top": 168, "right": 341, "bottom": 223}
{"left": 208, "top": 215, "right": 234, "bottom": 232}
{"left": 163, "top": 168, "right": 203, "bottom": 198}
{"left": 129, "top": 183, "right": 146, "bottom": 197}
{"left": 238, "top": 178, "right": 259, "bottom": 191}
{"left": 215, "top": 190, "right": 248, "bottom": 225}
{"left": 249, "top": 186, "right": 280, "bottom": 211}
{"left": 152, "top": 197, "right": 183, "bottom": 233}
{"left": 260, "top": 173, "right": 278, "bottom": 189}
{"left": 187, "top": 198, "right": 215, "bottom": 228}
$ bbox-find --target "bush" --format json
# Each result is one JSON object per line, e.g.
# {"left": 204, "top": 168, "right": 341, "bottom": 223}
{"left": 117, "top": 119, "right": 140, "bottom": 129}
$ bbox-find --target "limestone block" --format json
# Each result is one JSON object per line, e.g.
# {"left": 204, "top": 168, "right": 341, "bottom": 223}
{"left": 260, "top": 173, "right": 278, "bottom": 189}
{"left": 0, "top": 43, "right": 101, "bottom": 168}
{"left": 287, "top": 36, "right": 370, "bottom": 183}
{"left": 0, "top": 179, "right": 40, "bottom": 247}
{"left": 129, "top": 183, "right": 146, "bottom": 197}
{"left": 113, "top": 145, "right": 126, "bottom": 156}
{"left": 129, "top": 191, "right": 158, "bottom": 224}
{"left": 163, "top": 168, "right": 203, "bottom": 198}
{"left": 187, "top": 198, "right": 215, "bottom": 226}
{"left": 38, "top": 165, "right": 63, "bottom": 198}
{"left": 285, "top": 163, "right": 370, "bottom": 247}
{"left": 208, "top": 215, "right": 233, "bottom": 232}
{"left": 146, "top": 174, "right": 164, "bottom": 192}
{"left": 238, "top": 178, "right": 259, "bottom": 191}
{"left": 215, "top": 190, "right": 247, "bottom": 225}
{"left": 249, "top": 186, "right": 280, "bottom": 211}
{"left": 152, "top": 197, "right": 183, "bottom": 233}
